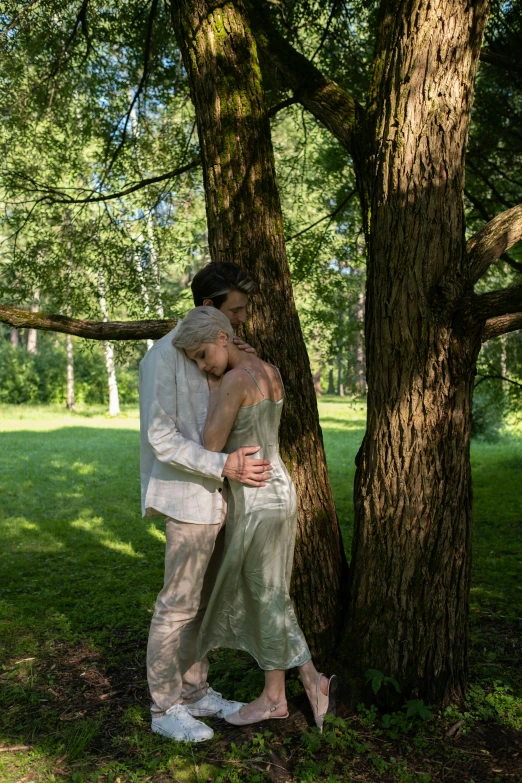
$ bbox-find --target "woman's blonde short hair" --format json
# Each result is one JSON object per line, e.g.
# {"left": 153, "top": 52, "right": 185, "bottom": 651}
{"left": 172, "top": 306, "right": 234, "bottom": 352}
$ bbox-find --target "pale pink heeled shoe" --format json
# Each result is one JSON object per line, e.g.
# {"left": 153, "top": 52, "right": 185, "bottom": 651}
{"left": 310, "top": 673, "right": 338, "bottom": 732}
{"left": 224, "top": 700, "right": 289, "bottom": 726}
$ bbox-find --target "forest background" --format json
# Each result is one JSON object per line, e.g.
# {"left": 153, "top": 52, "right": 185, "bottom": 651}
{"left": 1, "top": 1, "right": 521, "bottom": 437}
{"left": 1, "top": 1, "right": 522, "bottom": 781}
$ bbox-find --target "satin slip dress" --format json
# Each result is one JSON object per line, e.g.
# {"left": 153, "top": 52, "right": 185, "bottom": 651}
{"left": 196, "top": 366, "right": 311, "bottom": 671}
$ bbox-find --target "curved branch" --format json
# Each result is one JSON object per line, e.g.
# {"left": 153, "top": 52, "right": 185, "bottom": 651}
{"left": 0, "top": 305, "right": 175, "bottom": 340}
{"left": 37, "top": 159, "right": 200, "bottom": 205}
{"left": 501, "top": 252, "right": 522, "bottom": 275}
{"left": 468, "top": 204, "right": 522, "bottom": 283}
{"left": 479, "top": 48, "right": 522, "bottom": 76}
{"left": 285, "top": 188, "right": 357, "bottom": 242}
{"left": 482, "top": 312, "right": 522, "bottom": 342}
{"left": 474, "top": 373, "right": 522, "bottom": 390}
{"left": 473, "top": 284, "right": 522, "bottom": 321}
{"left": 245, "top": 0, "right": 362, "bottom": 153}
{"left": 267, "top": 97, "right": 298, "bottom": 118}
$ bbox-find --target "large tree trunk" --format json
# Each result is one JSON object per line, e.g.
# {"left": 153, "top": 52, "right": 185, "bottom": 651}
{"left": 171, "top": 0, "right": 347, "bottom": 658}
{"left": 346, "top": 0, "right": 490, "bottom": 704}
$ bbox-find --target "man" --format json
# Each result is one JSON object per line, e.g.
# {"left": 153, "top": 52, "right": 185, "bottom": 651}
{"left": 140, "top": 262, "right": 271, "bottom": 743}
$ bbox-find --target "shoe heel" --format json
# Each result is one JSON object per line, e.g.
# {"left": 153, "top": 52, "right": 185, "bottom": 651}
{"left": 327, "top": 675, "right": 338, "bottom": 717}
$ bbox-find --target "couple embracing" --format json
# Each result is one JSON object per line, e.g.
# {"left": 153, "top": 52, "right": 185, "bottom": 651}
{"left": 140, "top": 262, "right": 336, "bottom": 743}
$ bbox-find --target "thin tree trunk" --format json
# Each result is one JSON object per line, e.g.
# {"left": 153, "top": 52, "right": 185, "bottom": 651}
{"left": 134, "top": 252, "right": 155, "bottom": 352}
{"left": 10, "top": 329, "right": 18, "bottom": 348}
{"left": 346, "top": 0, "right": 490, "bottom": 705}
{"left": 356, "top": 292, "right": 366, "bottom": 396}
{"left": 146, "top": 210, "right": 164, "bottom": 319}
{"left": 26, "top": 289, "right": 40, "bottom": 354}
{"left": 130, "top": 97, "right": 163, "bottom": 350}
{"left": 327, "top": 365, "right": 335, "bottom": 395}
{"left": 313, "top": 370, "right": 322, "bottom": 396}
{"left": 500, "top": 334, "right": 507, "bottom": 393}
{"left": 337, "top": 352, "right": 344, "bottom": 396}
{"left": 66, "top": 334, "right": 75, "bottom": 410}
{"left": 98, "top": 273, "right": 120, "bottom": 416}
{"left": 171, "top": 0, "right": 347, "bottom": 658}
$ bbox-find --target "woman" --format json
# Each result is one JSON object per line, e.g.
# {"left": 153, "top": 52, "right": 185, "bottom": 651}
{"left": 173, "top": 306, "right": 337, "bottom": 730}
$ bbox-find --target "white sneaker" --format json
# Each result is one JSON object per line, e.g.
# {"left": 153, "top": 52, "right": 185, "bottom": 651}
{"left": 185, "top": 686, "right": 245, "bottom": 718}
{"left": 151, "top": 704, "right": 214, "bottom": 742}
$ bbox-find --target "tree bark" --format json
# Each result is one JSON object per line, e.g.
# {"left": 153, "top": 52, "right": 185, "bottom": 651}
{"left": 346, "top": 0, "right": 490, "bottom": 705}
{"left": 170, "top": 0, "right": 347, "bottom": 658}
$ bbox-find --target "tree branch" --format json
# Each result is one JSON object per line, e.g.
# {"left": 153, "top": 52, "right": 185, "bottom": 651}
{"left": 267, "top": 97, "right": 298, "bottom": 118}
{"left": 482, "top": 312, "right": 522, "bottom": 342}
{"left": 473, "top": 284, "right": 522, "bottom": 323}
{"left": 467, "top": 204, "right": 522, "bottom": 283}
{"left": 501, "top": 252, "right": 522, "bottom": 275}
{"left": 4, "top": 161, "right": 200, "bottom": 212}
{"left": 33, "top": 159, "right": 200, "bottom": 205}
{"left": 474, "top": 373, "right": 522, "bottom": 390}
{"left": 102, "top": 0, "right": 159, "bottom": 180}
{"left": 285, "top": 189, "right": 357, "bottom": 242}
{"left": 479, "top": 48, "right": 522, "bottom": 76}
{"left": 245, "top": 0, "right": 362, "bottom": 153}
{"left": 0, "top": 305, "right": 175, "bottom": 340}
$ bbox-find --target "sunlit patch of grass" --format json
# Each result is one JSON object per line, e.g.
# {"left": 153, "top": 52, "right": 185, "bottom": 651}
{"left": 0, "top": 401, "right": 521, "bottom": 781}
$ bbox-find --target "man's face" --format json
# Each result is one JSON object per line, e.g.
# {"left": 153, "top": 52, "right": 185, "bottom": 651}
{"left": 218, "top": 290, "right": 249, "bottom": 328}
{"left": 201, "top": 289, "right": 249, "bottom": 328}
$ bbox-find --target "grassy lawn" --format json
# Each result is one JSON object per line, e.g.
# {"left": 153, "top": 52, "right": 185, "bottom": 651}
{"left": 0, "top": 399, "right": 521, "bottom": 783}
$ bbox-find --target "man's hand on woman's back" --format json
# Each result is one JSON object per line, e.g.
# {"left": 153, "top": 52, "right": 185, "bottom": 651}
{"left": 222, "top": 447, "right": 271, "bottom": 486}
{"left": 233, "top": 336, "right": 256, "bottom": 355}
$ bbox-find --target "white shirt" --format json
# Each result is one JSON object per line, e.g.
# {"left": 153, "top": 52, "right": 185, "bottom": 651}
{"left": 139, "top": 324, "right": 228, "bottom": 524}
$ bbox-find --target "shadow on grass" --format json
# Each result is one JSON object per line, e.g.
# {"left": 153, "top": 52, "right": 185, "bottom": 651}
{"left": 0, "top": 427, "right": 299, "bottom": 780}
{"left": 1, "top": 424, "right": 521, "bottom": 782}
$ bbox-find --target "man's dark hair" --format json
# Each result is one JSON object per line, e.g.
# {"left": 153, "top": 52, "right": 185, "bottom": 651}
{"left": 191, "top": 262, "right": 254, "bottom": 309}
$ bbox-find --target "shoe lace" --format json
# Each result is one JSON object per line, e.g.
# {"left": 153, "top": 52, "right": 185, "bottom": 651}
{"left": 206, "top": 686, "right": 233, "bottom": 707}
{"left": 165, "top": 704, "right": 201, "bottom": 728}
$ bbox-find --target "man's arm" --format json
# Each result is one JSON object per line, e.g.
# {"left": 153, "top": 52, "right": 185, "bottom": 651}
{"left": 141, "top": 347, "right": 270, "bottom": 486}
{"left": 140, "top": 347, "right": 227, "bottom": 481}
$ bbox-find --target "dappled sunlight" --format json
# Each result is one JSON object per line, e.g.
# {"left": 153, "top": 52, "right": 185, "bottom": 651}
{"left": 71, "top": 517, "right": 144, "bottom": 558}
{"left": 319, "top": 415, "right": 366, "bottom": 431}
{"left": 147, "top": 522, "right": 167, "bottom": 543}
{"left": 0, "top": 514, "right": 64, "bottom": 551}
{"left": 0, "top": 405, "right": 140, "bottom": 432}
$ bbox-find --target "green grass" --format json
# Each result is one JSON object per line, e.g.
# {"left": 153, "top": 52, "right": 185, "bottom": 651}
{"left": 0, "top": 398, "right": 521, "bottom": 783}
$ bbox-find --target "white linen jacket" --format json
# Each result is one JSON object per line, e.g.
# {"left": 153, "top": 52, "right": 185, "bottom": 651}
{"left": 139, "top": 324, "right": 228, "bottom": 524}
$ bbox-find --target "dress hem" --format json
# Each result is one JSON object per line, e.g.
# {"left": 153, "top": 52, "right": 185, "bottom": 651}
{"left": 198, "top": 641, "right": 312, "bottom": 672}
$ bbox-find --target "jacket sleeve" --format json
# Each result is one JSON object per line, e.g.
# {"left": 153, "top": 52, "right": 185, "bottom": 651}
{"left": 139, "top": 345, "right": 228, "bottom": 481}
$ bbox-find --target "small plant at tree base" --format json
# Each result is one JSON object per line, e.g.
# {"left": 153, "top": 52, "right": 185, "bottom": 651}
{"left": 365, "top": 668, "right": 401, "bottom": 695}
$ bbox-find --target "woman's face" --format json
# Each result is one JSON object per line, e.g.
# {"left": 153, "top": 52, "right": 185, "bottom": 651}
{"left": 185, "top": 331, "right": 229, "bottom": 376}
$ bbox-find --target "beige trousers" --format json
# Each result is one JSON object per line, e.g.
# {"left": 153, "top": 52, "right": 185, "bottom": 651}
{"left": 146, "top": 505, "right": 226, "bottom": 715}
